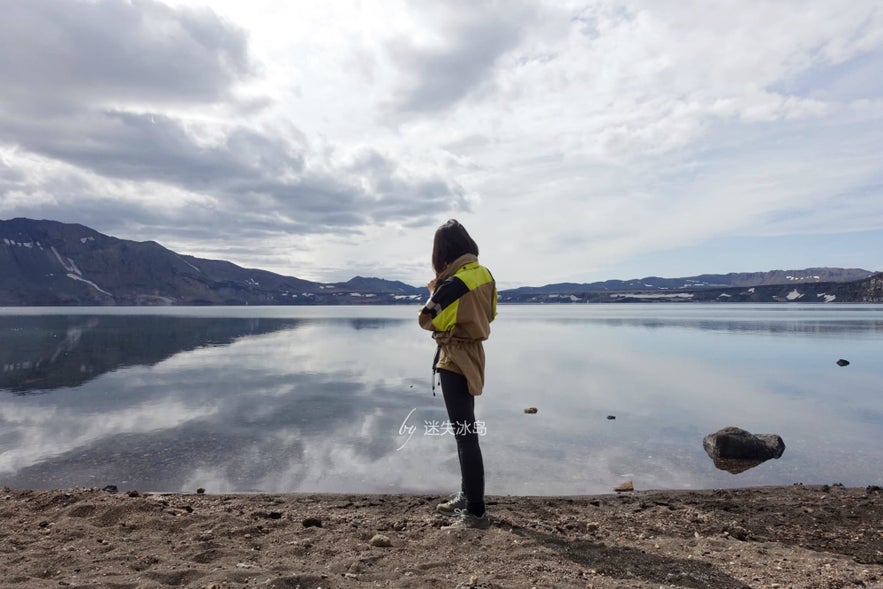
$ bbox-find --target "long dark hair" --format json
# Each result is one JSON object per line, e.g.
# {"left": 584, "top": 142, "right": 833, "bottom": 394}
{"left": 432, "top": 219, "right": 479, "bottom": 275}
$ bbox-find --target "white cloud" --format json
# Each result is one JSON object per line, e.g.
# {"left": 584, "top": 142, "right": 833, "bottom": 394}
{"left": 1, "top": 0, "right": 881, "bottom": 286}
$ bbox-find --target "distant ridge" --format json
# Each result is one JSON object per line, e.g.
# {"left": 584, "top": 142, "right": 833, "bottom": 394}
{"left": 334, "top": 276, "right": 420, "bottom": 294}
{"left": 1, "top": 218, "right": 879, "bottom": 305}
{"left": 500, "top": 270, "right": 882, "bottom": 304}
{"left": 502, "top": 268, "right": 874, "bottom": 295}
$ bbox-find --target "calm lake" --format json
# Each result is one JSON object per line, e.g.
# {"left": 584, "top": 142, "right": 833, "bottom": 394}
{"left": 1, "top": 304, "right": 881, "bottom": 495}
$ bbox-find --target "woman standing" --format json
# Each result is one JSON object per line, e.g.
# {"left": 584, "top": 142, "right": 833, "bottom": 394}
{"left": 419, "top": 219, "right": 497, "bottom": 529}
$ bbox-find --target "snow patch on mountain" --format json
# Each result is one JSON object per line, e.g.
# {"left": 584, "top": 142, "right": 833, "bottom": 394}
{"left": 66, "top": 273, "right": 112, "bottom": 297}
{"left": 50, "top": 246, "right": 81, "bottom": 276}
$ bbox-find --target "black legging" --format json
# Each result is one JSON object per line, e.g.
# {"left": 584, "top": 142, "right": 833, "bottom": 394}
{"left": 439, "top": 369, "right": 485, "bottom": 517}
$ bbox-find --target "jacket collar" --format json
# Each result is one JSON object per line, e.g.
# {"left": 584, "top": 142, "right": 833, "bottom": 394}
{"left": 437, "top": 253, "right": 478, "bottom": 282}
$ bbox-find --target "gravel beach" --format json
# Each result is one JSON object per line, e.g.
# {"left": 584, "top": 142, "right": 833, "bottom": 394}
{"left": 1, "top": 484, "right": 881, "bottom": 588}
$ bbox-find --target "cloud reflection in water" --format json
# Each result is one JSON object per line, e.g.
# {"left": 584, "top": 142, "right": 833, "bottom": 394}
{"left": 1, "top": 305, "right": 881, "bottom": 494}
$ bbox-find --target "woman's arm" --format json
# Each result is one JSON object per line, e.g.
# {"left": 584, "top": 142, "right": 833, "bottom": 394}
{"left": 419, "top": 276, "right": 469, "bottom": 332}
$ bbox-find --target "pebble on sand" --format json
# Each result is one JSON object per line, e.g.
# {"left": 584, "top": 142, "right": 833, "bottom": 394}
{"left": 614, "top": 480, "right": 634, "bottom": 493}
{"left": 369, "top": 534, "right": 392, "bottom": 548}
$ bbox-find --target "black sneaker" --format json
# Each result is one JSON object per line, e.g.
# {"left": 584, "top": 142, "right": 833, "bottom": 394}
{"left": 440, "top": 509, "right": 491, "bottom": 530}
{"left": 435, "top": 491, "right": 466, "bottom": 517}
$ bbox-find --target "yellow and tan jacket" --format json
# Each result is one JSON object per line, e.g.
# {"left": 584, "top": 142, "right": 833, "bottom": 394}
{"left": 418, "top": 253, "right": 497, "bottom": 395}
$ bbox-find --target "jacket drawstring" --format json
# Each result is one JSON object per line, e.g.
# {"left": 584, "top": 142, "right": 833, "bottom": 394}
{"left": 431, "top": 344, "right": 441, "bottom": 396}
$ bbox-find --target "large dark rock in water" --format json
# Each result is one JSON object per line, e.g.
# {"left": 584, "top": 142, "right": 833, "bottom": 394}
{"left": 703, "top": 427, "right": 785, "bottom": 474}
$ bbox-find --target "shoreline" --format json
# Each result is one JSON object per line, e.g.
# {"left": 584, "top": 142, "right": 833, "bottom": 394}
{"left": 1, "top": 484, "right": 880, "bottom": 588}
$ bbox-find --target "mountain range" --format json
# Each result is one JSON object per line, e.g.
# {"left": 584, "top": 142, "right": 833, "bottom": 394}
{"left": 500, "top": 268, "right": 881, "bottom": 303}
{"left": 1, "top": 218, "right": 880, "bottom": 305}
{"left": 0, "top": 218, "right": 423, "bottom": 306}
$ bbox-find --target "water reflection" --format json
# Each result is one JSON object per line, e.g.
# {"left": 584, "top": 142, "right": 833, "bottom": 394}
{"left": 505, "top": 304, "right": 883, "bottom": 338}
{"left": 579, "top": 317, "right": 883, "bottom": 336}
{"left": 0, "top": 312, "right": 437, "bottom": 492}
{"left": 0, "top": 315, "right": 305, "bottom": 394}
{"left": 708, "top": 457, "right": 770, "bottom": 474}
{"left": 0, "top": 305, "right": 881, "bottom": 494}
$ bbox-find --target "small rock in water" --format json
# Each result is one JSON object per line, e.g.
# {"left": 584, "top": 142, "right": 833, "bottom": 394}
{"left": 524, "top": 407, "right": 538, "bottom": 414}
{"left": 607, "top": 415, "right": 616, "bottom": 420}
{"left": 614, "top": 480, "right": 634, "bottom": 493}
{"left": 196, "top": 488, "right": 206, "bottom": 494}
{"left": 302, "top": 517, "right": 322, "bottom": 528}
{"left": 369, "top": 533, "right": 392, "bottom": 548}
{"left": 836, "top": 359, "right": 850, "bottom": 367}
{"left": 703, "top": 426, "right": 785, "bottom": 474}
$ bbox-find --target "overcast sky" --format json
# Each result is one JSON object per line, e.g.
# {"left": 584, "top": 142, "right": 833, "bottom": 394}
{"left": 1, "top": 0, "right": 881, "bottom": 288}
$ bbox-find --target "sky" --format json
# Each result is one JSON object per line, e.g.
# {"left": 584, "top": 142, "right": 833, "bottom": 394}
{"left": 0, "top": 0, "right": 881, "bottom": 289}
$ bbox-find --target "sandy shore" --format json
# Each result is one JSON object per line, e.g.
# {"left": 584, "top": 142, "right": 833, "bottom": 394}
{"left": 1, "top": 484, "right": 880, "bottom": 589}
